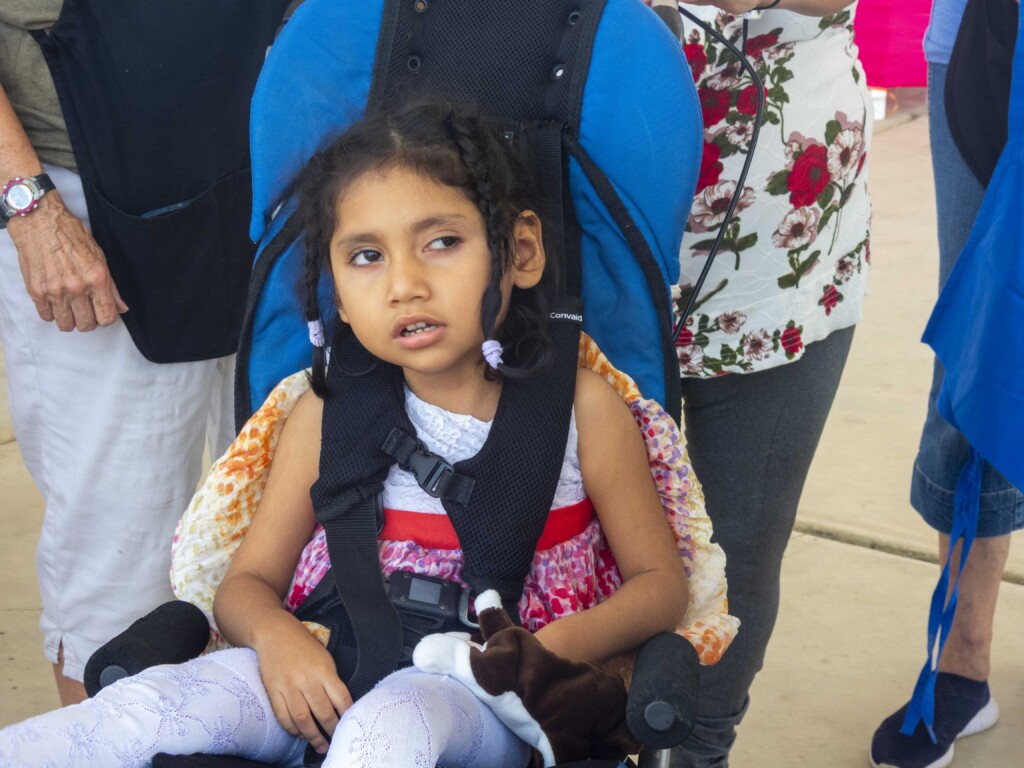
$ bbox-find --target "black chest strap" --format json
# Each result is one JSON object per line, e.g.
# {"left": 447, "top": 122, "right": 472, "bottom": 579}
{"left": 309, "top": 312, "right": 580, "bottom": 696}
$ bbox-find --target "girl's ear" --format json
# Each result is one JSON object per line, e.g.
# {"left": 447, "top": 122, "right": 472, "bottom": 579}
{"left": 511, "top": 211, "right": 546, "bottom": 290}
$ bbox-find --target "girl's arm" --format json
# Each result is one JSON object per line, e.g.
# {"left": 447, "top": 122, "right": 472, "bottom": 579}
{"left": 212, "top": 390, "right": 348, "bottom": 755}
{"left": 680, "top": 0, "right": 855, "bottom": 17}
{"left": 533, "top": 369, "right": 689, "bottom": 665}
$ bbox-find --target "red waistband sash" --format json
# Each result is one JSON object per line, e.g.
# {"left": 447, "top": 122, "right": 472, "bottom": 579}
{"left": 379, "top": 497, "right": 596, "bottom": 551}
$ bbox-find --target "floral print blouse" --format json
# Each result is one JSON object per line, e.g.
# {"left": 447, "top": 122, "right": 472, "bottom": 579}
{"left": 674, "top": 4, "right": 872, "bottom": 377}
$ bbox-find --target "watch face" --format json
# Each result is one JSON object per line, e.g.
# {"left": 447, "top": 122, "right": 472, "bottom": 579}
{"left": 6, "top": 182, "right": 35, "bottom": 213}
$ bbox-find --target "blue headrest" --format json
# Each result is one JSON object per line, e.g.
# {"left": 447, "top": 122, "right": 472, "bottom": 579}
{"left": 244, "top": 0, "right": 701, "bottom": 414}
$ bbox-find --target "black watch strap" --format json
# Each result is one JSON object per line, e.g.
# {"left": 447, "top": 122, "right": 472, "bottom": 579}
{"left": 35, "top": 173, "right": 56, "bottom": 194}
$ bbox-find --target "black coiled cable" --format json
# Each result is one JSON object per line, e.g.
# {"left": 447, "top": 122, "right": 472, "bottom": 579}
{"left": 673, "top": 8, "right": 768, "bottom": 341}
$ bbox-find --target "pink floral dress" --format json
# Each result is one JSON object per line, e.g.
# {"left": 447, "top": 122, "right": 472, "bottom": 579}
{"left": 170, "top": 336, "right": 739, "bottom": 666}
{"left": 674, "top": 4, "right": 872, "bottom": 377}
{"left": 284, "top": 387, "right": 618, "bottom": 632}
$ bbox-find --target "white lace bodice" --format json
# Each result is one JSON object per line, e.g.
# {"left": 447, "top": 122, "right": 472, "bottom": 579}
{"left": 381, "top": 387, "right": 585, "bottom": 513}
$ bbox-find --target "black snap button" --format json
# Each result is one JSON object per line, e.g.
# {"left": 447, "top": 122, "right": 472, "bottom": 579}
{"left": 407, "top": 55, "right": 422, "bottom": 73}
{"left": 644, "top": 701, "right": 676, "bottom": 732}
{"left": 414, "top": 0, "right": 428, "bottom": 12}
{"left": 568, "top": 10, "right": 582, "bottom": 25}
{"left": 551, "top": 63, "right": 566, "bottom": 80}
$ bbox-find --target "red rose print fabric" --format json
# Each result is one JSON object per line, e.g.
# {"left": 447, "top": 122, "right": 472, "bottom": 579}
{"left": 674, "top": 5, "right": 872, "bottom": 378}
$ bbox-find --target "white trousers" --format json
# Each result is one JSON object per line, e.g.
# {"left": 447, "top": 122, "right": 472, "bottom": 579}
{"left": 0, "top": 164, "right": 235, "bottom": 680}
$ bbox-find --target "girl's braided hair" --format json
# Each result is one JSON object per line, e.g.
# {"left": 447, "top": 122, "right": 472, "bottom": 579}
{"left": 295, "top": 101, "right": 555, "bottom": 397}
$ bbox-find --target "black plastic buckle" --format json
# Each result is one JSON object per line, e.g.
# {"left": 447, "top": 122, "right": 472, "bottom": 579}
{"left": 374, "top": 493, "right": 385, "bottom": 535}
{"left": 401, "top": 442, "right": 455, "bottom": 498}
{"left": 388, "top": 571, "right": 465, "bottom": 624}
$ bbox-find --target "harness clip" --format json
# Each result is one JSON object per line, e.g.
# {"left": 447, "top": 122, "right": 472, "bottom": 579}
{"left": 402, "top": 442, "right": 456, "bottom": 498}
{"left": 383, "top": 428, "right": 473, "bottom": 502}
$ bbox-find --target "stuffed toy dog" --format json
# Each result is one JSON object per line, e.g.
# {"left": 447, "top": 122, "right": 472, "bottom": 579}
{"left": 413, "top": 590, "right": 638, "bottom": 766}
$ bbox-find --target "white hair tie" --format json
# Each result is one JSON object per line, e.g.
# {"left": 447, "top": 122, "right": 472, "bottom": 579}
{"left": 308, "top": 319, "right": 326, "bottom": 348}
{"left": 481, "top": 339, "right": 504, "bottom": 369}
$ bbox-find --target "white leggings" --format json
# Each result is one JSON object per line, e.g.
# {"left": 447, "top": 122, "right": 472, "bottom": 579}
{"left": 0, "top": 648, "right": 531, "bottom": 768}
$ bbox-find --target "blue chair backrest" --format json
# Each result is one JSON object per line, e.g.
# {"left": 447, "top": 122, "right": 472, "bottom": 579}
{"left": 236, "top": 0, "right": 702, "bottom": 428}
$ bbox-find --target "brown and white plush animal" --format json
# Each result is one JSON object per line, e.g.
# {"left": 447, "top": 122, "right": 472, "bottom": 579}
{"left": 412, "top": 590, "right": 638, "bottom": 767}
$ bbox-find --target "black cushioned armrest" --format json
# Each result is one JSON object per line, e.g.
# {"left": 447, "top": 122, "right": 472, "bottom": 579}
{"left": 84, "top": 600, "right": 211, "bottom": 697}
{"left": 626, "top": 632, "right": 700, "bottom": 748}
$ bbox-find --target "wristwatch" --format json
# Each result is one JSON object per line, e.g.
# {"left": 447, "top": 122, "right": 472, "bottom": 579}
{"left": 0, "top": 174, "right": 56, "bottom": 229}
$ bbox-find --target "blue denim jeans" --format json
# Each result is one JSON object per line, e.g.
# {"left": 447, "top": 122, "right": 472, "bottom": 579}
{"left": 910, "top": 63, "right": 1024, "bottom": 536}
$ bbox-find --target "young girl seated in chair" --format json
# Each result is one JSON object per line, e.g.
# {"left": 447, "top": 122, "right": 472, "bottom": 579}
{"left": 0, "top": 102, "right": 691, "bottom": 767}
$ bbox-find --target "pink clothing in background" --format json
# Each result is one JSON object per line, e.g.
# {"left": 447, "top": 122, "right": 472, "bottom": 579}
{"left": 855, "top": 0, "right": 930, "bottom": 87}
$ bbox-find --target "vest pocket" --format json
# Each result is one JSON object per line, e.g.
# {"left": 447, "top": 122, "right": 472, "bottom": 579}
{"left": 86, "top": 167, "right": 257, "bottom": 363}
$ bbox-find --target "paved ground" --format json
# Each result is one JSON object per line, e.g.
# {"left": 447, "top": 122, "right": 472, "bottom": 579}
{"left": 797, "top": 105, "right": 1024, "bottom": 584}
{"left": 1, "top": 101, "right": 1020, "bottom": 766}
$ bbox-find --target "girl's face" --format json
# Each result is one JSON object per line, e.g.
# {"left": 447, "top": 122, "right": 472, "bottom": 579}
{"left": 329, "top": 167, "right": 544, "bottom": 387}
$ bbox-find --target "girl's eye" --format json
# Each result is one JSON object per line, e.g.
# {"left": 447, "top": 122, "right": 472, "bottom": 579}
{"left": 426, "top": 235, "right": 461, "bottom": 251}
{"left": 351, "top": 249, "right": 384, "bottom": 266}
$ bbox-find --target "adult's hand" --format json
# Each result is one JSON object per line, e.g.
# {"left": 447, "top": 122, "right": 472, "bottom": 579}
{"left": 6, "top": 191, "right": 128, "bottom": 332}
{"left": 680, "top": 0, "right": 855, "bottom": 16}
{"left": 682, "top": 0, "right": 773, "bottom": 12}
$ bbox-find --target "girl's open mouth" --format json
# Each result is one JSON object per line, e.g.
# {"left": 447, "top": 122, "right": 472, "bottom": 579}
{"left": 400, "top": 321, "right": 439, "bottom": 337}
{"left": 395, "top": 319, "right": 446, "bottom": 349}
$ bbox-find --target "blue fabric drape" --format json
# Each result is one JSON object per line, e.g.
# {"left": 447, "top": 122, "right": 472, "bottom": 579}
{"left": 902, "top": 7, "right": 1024, "bottom": 739}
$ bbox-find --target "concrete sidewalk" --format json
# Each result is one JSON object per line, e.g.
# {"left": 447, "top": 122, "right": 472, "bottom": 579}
{"left": 1, "top": 107, "right": 1021, "bottom": 766}
{"left": 798, "top": 107, "right": 1024, "bottom": 584}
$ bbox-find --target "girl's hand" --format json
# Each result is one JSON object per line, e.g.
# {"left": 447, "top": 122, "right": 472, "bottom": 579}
{"left": 254, "top": 614, "right": 353, "bottom": 755}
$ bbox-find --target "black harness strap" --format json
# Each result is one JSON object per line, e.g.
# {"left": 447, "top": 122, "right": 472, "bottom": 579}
{"left": 309, "top": 326, "right": 411, "bottom": 699}
{"left": 234, "top": 212, "right": 304, "bottom": 431}
{"left": 315, "top": 492, "right": 402, "bottom": 700}
{"left": 520, "top": 122, "right": 579, "bottom": 298}
{"left": 442, "top": 306, "right": 582, "bottom": 619}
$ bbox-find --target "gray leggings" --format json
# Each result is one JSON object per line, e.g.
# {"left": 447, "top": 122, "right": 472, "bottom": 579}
{"left": 671, "top": 326, "right": 855, "bottom": 768}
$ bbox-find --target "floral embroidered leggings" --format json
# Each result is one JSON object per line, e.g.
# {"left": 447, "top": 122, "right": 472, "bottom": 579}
{"left": 0, "top": 648, "right": 530, "bottom": 768}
